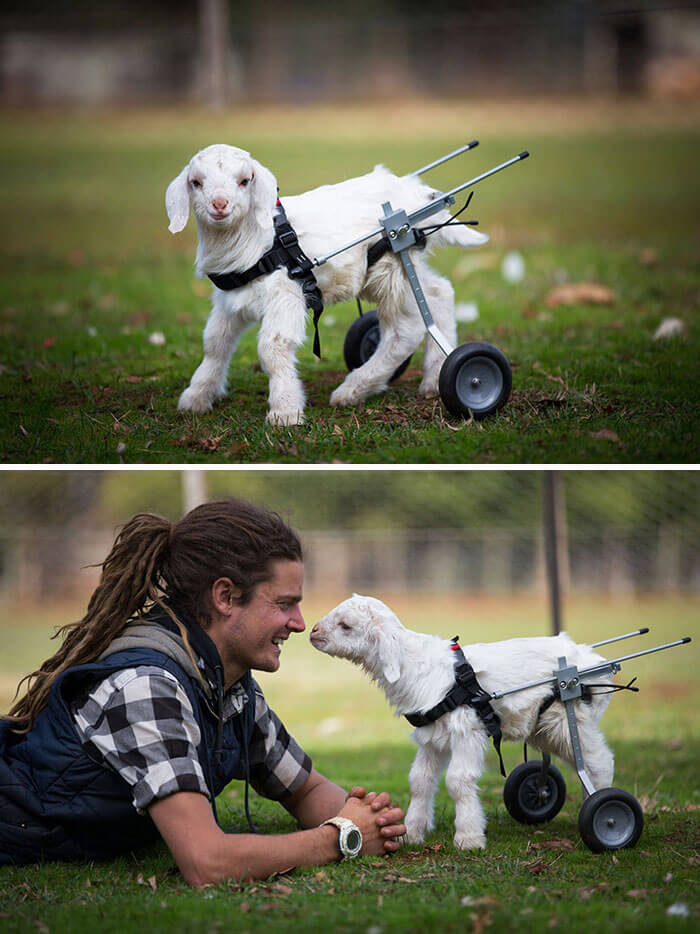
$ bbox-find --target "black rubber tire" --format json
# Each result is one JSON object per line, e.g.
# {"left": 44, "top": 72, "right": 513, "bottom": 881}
{"left": 343, "top": 310, "right": 413, "bottom": 383}
{"left": 438, "top": 341, "right": 512, "bottom": 419}
{"left": 503, "top": 761, "right": 567, "bottom": 825}
{"left": 578, "top": 788, "right": 644, "bottom": 853}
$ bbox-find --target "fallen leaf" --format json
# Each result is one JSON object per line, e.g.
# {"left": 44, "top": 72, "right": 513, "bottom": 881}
{"left": 42, "top": 337, "right": 57, "bottom": 349}
{"left": 240, "top": 902, "right": 250, "bottom": 913}
{"left": 589, "top": 429, "right": 620, "bottom": 443}
{"left": 270, "top": 883, "right": 292, "bottom": 896}
{"left": 538, "top": 837, "right": 576, "bottom": 851}
{"left": 579, "top": 883, "right": 609, "bottom": 899}
{"left": 639, "top": 247, "right": 659, "bottom": 266}
{"left": 525, "top": 860, "right": 549, "bottom": 876}
{"left": 545, "top": 283, "right": 615, "bottom": 307}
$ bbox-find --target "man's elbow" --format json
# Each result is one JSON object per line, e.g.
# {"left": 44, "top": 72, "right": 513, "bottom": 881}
{"left": 177, "top": 846, "right": 255, "bottom": 888}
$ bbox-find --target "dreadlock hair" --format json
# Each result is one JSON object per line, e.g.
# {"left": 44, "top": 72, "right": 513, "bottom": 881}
{"left": 5, "top": 498, "right": 302, "bottom": 733}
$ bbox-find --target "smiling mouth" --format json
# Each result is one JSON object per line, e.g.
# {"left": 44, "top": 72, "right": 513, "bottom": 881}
{"left": 207, "top": 210, "right": 231, "bottom": 222}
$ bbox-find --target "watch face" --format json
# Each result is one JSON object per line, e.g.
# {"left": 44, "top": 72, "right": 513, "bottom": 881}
{"left": 346, "top": 829, "right": 362, "bottom": 852}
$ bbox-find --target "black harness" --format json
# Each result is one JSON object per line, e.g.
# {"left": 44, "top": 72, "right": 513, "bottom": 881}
{"left": 405, "top": 637, "right": 506, "bottom": 777}
{"left": 208, "top": 200, "right": 325, "bottom": 358}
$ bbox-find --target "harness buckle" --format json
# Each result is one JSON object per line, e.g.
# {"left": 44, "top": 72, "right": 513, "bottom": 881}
{"left": 278, "top": 229, "right": 298, "bottom": 249}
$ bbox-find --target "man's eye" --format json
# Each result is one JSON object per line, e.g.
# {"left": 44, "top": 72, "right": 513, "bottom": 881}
{"left": 190, "top": 179, "right": 202, "bottom": 189}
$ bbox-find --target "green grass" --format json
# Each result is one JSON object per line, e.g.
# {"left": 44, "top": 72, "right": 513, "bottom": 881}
{"left": 1, "top": 594, "right": 698, "bottom": 931}
{"left": 0, "top": 100, "right": 698, "bottom": 463}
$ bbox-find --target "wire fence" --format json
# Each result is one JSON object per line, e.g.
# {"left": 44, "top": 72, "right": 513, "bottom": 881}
{"left": 0, "top": 471, "right": 697, "bottom": 604}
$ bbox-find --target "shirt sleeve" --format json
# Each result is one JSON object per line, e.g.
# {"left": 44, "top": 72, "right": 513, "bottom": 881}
{"left": 247, "top": 684, "right": 312, "bottom": 801}
{"left": 72, "top": 666, "right": 210, "bottom": 813}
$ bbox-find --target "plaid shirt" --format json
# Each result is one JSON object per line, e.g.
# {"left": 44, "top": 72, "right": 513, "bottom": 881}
{"left": 72, "top": 666, "right": 312, "bottom": 813}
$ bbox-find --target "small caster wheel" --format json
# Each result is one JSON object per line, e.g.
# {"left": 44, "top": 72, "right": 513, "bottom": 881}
{"left": 503, "top": 761, "right": 567, "bottom": 824}
{"left": 438, "top": 341, "right": 512, "bottom": 419}
{"left": 343, "top": 309, "right": 413, "bottom": 383}
{"left": 578, "top": 788, "right": 644, "bottom": 853}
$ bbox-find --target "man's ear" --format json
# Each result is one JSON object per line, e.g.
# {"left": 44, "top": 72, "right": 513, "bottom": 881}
{"left": 166, "top": 165, "right": 191, "bottom": 233}
{"left": 211, "top": 577, "right": 242, "bottom": 616}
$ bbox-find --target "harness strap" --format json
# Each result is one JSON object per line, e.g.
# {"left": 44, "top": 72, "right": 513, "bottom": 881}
{"left": 405, "top": 637, "right": 506, "bottom": 777}
{"left": 366, "top": 228, "right": 428, "bottom": 270}
{"left": 208, "top": 200, "right": 325, "bottom": 358}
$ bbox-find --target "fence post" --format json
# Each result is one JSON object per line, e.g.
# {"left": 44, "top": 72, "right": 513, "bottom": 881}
{"left": 543, "top": 471, "right": 566, "bottom": 635}
{"left": 199, "top": 0, "right": 231, "bottom": 109}
{"left": 182, "top": 471, "right": 208, "bottom": 515}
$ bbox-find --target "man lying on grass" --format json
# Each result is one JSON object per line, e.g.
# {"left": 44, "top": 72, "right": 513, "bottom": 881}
{"left": 0, "top": 499, "right": 405, "bottom": 884}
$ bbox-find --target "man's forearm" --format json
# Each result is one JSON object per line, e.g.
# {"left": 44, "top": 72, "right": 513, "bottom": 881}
{"left": 190, "top": 824, "right": 341, "bottom": 885}
{"left": 283, "top": 770, "right": 348, "bottom": 828}
{"left": 150, "top": 792, "right": 341, "bottom": 886}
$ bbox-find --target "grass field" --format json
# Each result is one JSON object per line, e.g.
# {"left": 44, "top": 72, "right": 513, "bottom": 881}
{"left": 1, "top": 594, "right": 698, "bottom": 932}
{"left": 0, "top": 99, "right": 698, "bottom": 463}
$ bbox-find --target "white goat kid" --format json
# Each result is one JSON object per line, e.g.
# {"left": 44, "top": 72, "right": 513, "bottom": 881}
{"left": 166, "top": 144, "right": 488, "bottom": 425}
{"left": 310, "top": 594, "right": 615, "bottom": 851}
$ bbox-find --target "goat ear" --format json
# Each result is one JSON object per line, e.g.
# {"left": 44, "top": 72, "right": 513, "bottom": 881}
{"left": 373, "top": 625, "right": 401, "bottom": 684}
{"left": 250, "top": 159, "right": 278, "bottom": 227}
{"left": 166, "top": 166, "right": 190, "bottom": 234}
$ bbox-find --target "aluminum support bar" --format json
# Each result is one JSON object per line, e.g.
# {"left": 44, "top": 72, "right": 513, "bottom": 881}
{"left": 591, "top": 628, "right": 650, "bottom": 649}
{"left": 398, "top": 250, "right": 454, "bottom": 356}
{"left": 564, "top": 699, "right": 597, "bottom": 798}
{"left": 408, "top": 140, "right": 479, "bottom": 177}
{"left": 488, "top": 636, "right": 691, "bottom": 702}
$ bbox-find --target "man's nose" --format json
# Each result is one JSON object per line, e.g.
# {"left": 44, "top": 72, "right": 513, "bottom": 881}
{"left": 287, "top": 606, "right": 306, "bottom": 633}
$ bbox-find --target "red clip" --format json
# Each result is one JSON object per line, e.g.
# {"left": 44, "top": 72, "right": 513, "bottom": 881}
{"left": 451, "top": 643, "right": 460, "bottom": 651}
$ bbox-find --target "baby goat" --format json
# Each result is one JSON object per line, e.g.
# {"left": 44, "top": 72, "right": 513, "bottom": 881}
{"left": 310, "top": 594, "right": 614, "bottom": 850}
{"left": 166, "top": 144, "right": 488, "bottom": 425}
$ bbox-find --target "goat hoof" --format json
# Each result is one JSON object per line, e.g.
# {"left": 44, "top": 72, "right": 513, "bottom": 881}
{"left": 178, "top": 388, "right": 215, "bottom": 414}
{"left": 266, "top": 409, "right": 304, "bottom": 427}
{"left": 418, "top": 379, "right": 440, "bottom": 398}
{"left": 453, "top": 832, "right": 486, "bottom": 850}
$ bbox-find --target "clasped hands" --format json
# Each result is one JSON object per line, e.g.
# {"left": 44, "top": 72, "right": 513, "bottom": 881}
{"left": 339, "top": 786, "right": 406, "bottom": 855}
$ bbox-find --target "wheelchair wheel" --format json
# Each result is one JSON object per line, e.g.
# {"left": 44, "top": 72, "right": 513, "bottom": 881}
{"left": 438, "top": 341, "right": 512, "bottom": 419}
{"left": 578, "top": 788, "right": 644, "bottom": 853}
{"left": 503, "top": 761, "right": 567, "bottom": 825}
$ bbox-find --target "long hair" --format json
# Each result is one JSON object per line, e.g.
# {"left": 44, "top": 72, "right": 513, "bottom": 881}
{"left": 5, "top": 499, "right": 302, "bottom": 732}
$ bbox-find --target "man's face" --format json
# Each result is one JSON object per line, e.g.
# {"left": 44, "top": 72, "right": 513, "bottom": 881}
{"left": 211, "top": 559, "right": 305, "bottom": 682}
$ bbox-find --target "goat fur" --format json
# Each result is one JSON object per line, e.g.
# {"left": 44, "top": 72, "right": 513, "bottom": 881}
{"left": 166, "top": 144, "right": 488, "bottom": 425}
{"left": 310, "top": 594, "right": 615, "bottom": 850}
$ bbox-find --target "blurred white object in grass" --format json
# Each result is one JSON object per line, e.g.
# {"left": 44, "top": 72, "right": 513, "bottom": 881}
{"left": 148, "top": 331, "right": 166, "bottom": 346}
{"left": 653, "top": 317, "right": 686, "bottom": 340}
{"left": 317, "top": 717, "right": 343, "bottom": 736}
{"left": 87, "top": 325, "right": 98, "bottom": 337}
{"left": 666, "top": 904, "right": 689, "bottom": 917}
{"left": 455, "top": 302, "right": 479, "bottom": 322}
{"left": 501, "top": 250, "right": 525, "bottom": 283}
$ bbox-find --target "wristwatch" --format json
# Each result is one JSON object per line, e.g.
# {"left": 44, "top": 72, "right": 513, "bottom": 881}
{"left": 321, "top": 817, "right": 363, "bottom": 860}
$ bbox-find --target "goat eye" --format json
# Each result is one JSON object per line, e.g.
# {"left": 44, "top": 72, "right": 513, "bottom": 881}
{"left": 190, "top": 179, "right": 202, "bottom": 189}
{"left": 239, "top": 178, "right": 251, "bottom": 188}
{"left": 338, "top": 621, "right": 351, "bottom": 632}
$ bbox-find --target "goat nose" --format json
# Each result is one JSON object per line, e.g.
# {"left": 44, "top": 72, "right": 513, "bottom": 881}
{"left": 211, "top": 197, "right": 228, "bottom": 212}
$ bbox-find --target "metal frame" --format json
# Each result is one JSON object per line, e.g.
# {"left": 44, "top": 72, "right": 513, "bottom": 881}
{"left": 311, "top": 143, "right": 530, "bottom": 358}
{"left": 491, "top": 630, "right": 691, "bottom": 800}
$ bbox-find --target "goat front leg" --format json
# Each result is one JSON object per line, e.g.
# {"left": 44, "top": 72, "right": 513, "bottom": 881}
{"left": 445, "top": 730, "right": 488, "bottom": 850}
{"left": 404, "top": 742, "right": 449, "bottom": 844}
{"left": 257, "top": 285, "right": 307, "bottom": 426}
{"left": 179, "top": 300, "right": 250, "bottom": 413}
